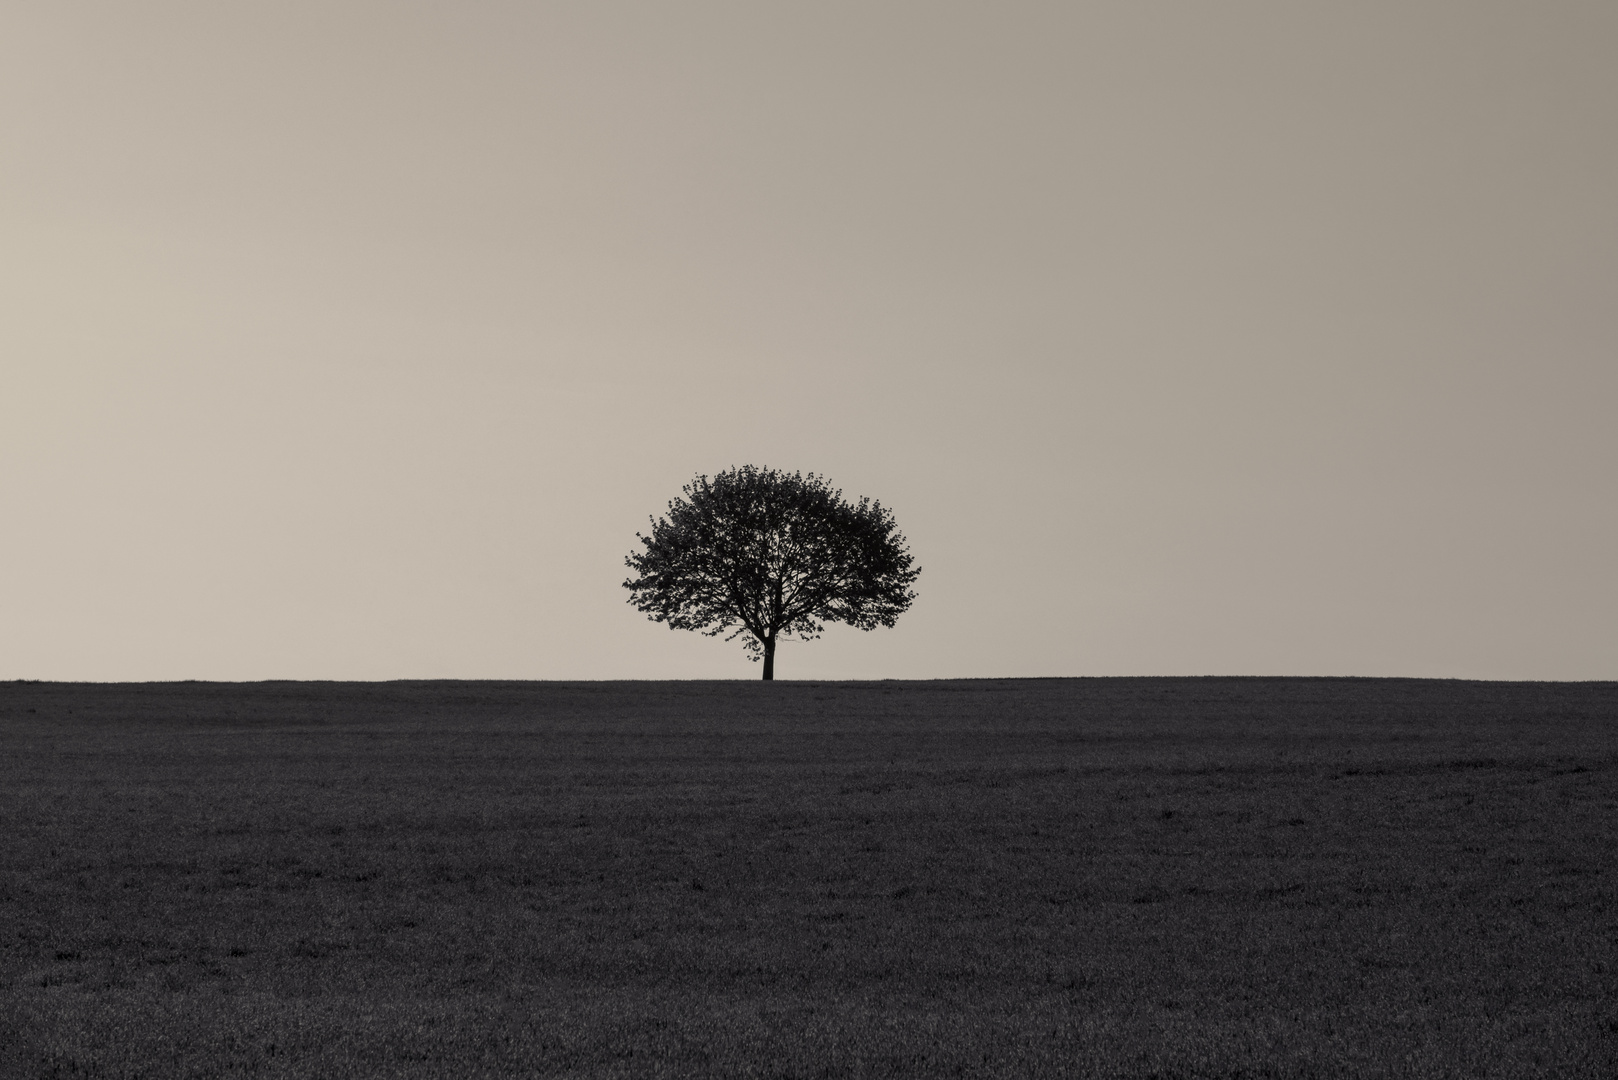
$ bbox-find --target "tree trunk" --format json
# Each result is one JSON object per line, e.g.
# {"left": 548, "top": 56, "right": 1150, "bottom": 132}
{"left": 762, "top": 636, "right": 776, "bottom": 681}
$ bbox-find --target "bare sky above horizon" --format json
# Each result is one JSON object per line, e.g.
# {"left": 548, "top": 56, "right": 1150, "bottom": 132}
{"left": 3, "top": 1, "right": 1614, "bottom": 681}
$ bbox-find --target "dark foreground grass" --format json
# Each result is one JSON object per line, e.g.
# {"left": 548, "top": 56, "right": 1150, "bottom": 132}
{"left": 1, "top": 678, "right": 1614, "bottom": 1078}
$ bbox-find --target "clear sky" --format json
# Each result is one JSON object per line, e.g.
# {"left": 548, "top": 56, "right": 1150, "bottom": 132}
{"left": 3, "top": 2, "right": 1614, "bottom": 681}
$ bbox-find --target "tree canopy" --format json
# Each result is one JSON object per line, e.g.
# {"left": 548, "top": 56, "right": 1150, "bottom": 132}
{"left": 623, "top": 466, "right": 920, "bottom": 679}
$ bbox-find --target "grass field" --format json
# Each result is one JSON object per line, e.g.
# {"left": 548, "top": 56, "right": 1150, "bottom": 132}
{"left": 1, "top": 677, "right": 1614, "bottom": 1078}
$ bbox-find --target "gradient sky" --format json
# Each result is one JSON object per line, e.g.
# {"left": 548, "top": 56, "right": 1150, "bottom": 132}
{"left": 3, "top": 2, "right": 1614, "bottom": 681}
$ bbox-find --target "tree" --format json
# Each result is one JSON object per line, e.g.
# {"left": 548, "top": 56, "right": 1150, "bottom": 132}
{"left": 623, "top": 466, "right": 920, "bottom": 680}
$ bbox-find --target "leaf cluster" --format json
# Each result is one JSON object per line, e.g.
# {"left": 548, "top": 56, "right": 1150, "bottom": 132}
{"left": 623, "top": 466, "right": 919, "bottom": 658}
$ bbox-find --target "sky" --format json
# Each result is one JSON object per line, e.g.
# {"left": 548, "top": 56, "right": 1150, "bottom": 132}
{"left": 3, "top": 1, "right": 1614, "bottom": 681}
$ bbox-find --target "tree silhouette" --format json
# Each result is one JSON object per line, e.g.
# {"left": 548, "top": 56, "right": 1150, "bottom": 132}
{"left": 624, "top": 466, "right": 920, "bottom": 679}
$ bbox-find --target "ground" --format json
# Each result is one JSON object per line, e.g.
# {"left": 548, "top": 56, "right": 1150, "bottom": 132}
{"left": 1, "top": 677, "right": 1614, "bottom": 1077}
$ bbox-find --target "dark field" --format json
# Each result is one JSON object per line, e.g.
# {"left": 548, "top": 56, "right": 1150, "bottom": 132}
{"left": 1, "top": 678, "right": 1615, "bottom": 1078}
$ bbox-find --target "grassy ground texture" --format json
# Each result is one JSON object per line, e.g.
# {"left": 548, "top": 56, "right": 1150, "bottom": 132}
{"left": 1, "top": 677, "right": 1615, "bottom": 1078}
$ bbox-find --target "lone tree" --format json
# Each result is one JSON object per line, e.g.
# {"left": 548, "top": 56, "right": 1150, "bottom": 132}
{"left": 624, "top": 466, "right": 920, "bottom": 680}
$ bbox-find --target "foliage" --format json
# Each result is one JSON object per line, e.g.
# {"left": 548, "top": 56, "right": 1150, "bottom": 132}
{"left": 623, "top": 466, "right": 919, "bottom": 676}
